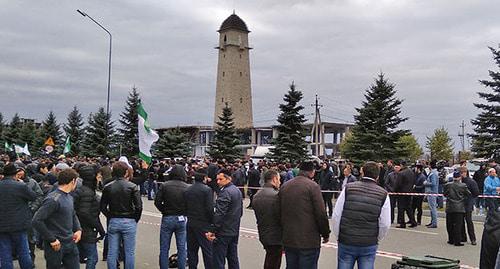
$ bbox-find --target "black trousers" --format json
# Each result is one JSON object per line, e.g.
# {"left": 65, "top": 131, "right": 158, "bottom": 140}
{"left": 480, "top": 225, "right": 500, "bottom": 269}
{"left": 249, "top": 189, "right": 258, "bottom": 208}
{"left": 322, "top": 193, "right": 333, "bottom": 217}
{"left": 187, "top": 226, "right": 213, "bottom": 269}
{"left": 461, "top": 211, "right": 476, "bottom": 242}
{"left": 410, "top": 196, "right": 423, "bottom": 224}
{"left": 446, "top": 212, "right": 465, "bottom": 245}
{"left": 389, "top": 196, "right": 397, "bottom": 224}
{"left": 263, "top": 245, "right": 283, "bottom": 269}
{"left": 397, "top": 196, "right": 416, "bottom": 226}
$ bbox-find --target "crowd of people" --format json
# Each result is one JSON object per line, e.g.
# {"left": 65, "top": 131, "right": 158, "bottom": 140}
{"left": 0, "top": 153, "right": 499, "bottom": 269}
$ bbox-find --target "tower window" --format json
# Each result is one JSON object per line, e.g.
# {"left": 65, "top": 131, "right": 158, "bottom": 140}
{"left": 240, "top": 97, "right": 243, "bottom": 103}
{"left": 224, "top": 35, "right": 227, "bottom": 43}
{"left": 239, "top": 72, "right": 242, "bottom": 77}
{"left": 223, "top": 54, "right": 225, "bottom": 58}
{"left": 222, "top": 72, "right": 225, "bottom": 77}
{"left": 222, "top": 98, "right": 224, "bottom": 103}
{"left": 239, "top": 54, "right": 242, "bottom": 59}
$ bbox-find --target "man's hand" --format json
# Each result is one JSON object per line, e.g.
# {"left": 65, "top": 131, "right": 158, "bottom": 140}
{"left": 50, "top": 239, "right": 61, "bottom": 251}
{"left": 205, "top": 232, "right": 216, "bottom": 242}
{"left": 73, "top": 230, "right": 82, "bottom": 243}
{"left": 322, "top": 237, "right": 329, "bottom": 244}
{"left": 141, "top": 160, "right": 149, "bottom": 169}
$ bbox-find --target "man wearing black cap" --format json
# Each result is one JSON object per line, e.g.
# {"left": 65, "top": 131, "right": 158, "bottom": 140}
{"left": 279, "top": 161, "right": 330, "bottom": 269}
{"left": 444, "top": 171, "right": 471, "bottom": 246}
{"left": 0, "top": 163, "right": 37, "bottom": 269}
{"left": 184, "top": 168, "right": 214, "bottom": 269}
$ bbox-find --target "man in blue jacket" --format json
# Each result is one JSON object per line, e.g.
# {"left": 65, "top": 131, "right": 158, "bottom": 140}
{"left": 423, "top": 161, "right": 439, "bottom": 228}
{"left": 206, "top": 169, "right": 243, "bottom": 269}
{"left": 0, "top": 163, "right": 36, "bottom": 269}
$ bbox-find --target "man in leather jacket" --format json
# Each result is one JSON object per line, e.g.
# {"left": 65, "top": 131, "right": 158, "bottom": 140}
{"left": 100, "top": 161, "right": 142, "bottom": 269}
{"left": 154, "top": 164, "right": 189, "bottom": 269}
{"left": 444, "top": 171, "right": 471, "bottom": 246}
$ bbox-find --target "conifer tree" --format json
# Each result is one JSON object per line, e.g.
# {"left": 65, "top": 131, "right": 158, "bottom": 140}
{"left": 0, "top": 113, "right": 5, "bottom": 151}
{"left": 18, "top": 121, "right": 36, "bottom": 149}
{"left": 118, "top": 86, "right": 141, "bottom": 157}
{"left": 82, "top": 107, "right": 115, "bottom": 157}
{"left": 63, "top": 106, "right": 84, "bottom": 155}
{"left": 426, "top": 127, "right": 454, "bottom": 161}
{"left": 342, "top": 73, "right": 409, "bottom": 163}
{"left": 396, "top": 134, "right": 423, "bottom": 163}
{"left": 37, "top": 111, "right": 62, "bottom": 146}
{"left": 470, "top": 45, "right": 500, "bottom": 159}
{"left": 208, "top": 105, "right": 241, "bottom": 162}
{"left": 269, "top": 82, "right": 308, "bottom": 163}
{"left": 155, "top": 128, "right": 193, "bottom": 158}
{"left": 4, "top": 113, "right": 22, "bottom": 145}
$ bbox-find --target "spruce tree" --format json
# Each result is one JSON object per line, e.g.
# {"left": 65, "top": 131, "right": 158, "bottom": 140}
{"left": 18, "top": 121, "right": 36, "bottom": 149}
{"left": 36, "top": 111, "right": 62, "bottom": 149}
{"left": 82, "top": 107, "right": 115, "bottom": 157}
{"left": 269, "top": 82, "right": 308, "bottom": 163}
{"left": 155, "top": 128, "right": 193, "bottom": 158}
{"left": 426, "top": 127, "right": 454, "bottom": 161}
{"left": 208, "top": 105, "right": 241, "bottom": 162}
{"left": 118, "top": 86, "right": 141, "bottom": 157}
{"left": 4, "top": 113, "right": 22, "bottom": 145}
{"left": 342, "top": 73, "right": 409, "bottom": 163}
{"left": 470, "top": 45, "right": 500, "bottom": 159}
{"left": 396, "top": 134, "right": 423, "bottom": 163}
{"left": 63, "top": 106, "right": 85, "bottom": 155}
{"left": 0, "top": 113, "right": 5, "bottom": 151}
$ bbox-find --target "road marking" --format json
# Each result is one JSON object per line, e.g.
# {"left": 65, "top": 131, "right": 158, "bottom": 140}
{"left": 389, "top": 227, "right": 438, "bottom": 235}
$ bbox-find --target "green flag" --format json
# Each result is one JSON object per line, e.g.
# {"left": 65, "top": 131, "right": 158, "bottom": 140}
{"left": 4, "top": 142, "right": 12, "bottom": 152}
{"left": 63, "top": 136, "right": 71, "bottom": 154}
{"left": 138, "top": 103, "right": 159, "bottom": 164}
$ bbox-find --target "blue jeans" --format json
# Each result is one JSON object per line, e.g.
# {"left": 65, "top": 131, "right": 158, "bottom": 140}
{"left": 213, "top": 235, "right": 239, "bottom": 269}
{"left": 107, "top": 218, "right": 137, "bottom": 269}
{"left": 147, "top": 181, "right": 157, "bottom": 200}
{"left": 44, "top": 240, "right": 80, "bottom": 269}
{"left": 284, "top": 247, "right": 320, "bottom": 269}
{"left": 187, "top": 225, "right": 213, "bottom": 269}
{"left": 160, "top": 215, "right": 187, "bottom": 269}
{"left": 337, "top": 243, "right": 377, "bottom": 269}
{"left": 79, "top": 242, "right": 98, "bottom": 269}
{"left": 0, "top": 232, "right": 32, "bottom": 269}
{"left": 427, "top": 195, "right": 438, "bottom": 226}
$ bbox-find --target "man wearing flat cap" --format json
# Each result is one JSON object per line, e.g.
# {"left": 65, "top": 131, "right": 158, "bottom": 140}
{"left": 279, "top": 161, "right": 330, "bottom": 269}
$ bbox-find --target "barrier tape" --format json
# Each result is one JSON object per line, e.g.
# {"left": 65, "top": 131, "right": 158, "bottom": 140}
{"left": 243, "top": 186, "right": 500, "bottom": 198}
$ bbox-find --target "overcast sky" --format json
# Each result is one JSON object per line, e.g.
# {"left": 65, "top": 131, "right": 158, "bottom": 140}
{"left": 1, "top": 0, "right": 499, "bottom": 150}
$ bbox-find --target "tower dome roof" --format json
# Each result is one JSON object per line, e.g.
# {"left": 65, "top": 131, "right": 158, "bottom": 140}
{"left": 219, "top": 13, "right": 249, "bottom": 32}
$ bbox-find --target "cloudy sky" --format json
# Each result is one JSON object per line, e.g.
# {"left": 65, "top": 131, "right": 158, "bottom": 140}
{"left": 1, "top": 0, "right": 499, "bottom": 150}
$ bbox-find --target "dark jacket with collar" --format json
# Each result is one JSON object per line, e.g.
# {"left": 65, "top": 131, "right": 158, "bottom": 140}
{"left": 211, "top": 182, "right": 243, "bottom": 237}
{"left": 100, "top": 177, "right": 142, "bottom": 222}
{"left": 462, "top": 177, "right": 480, "bottom": 212}
{"left": 444, "top": 181, "right": 471, "bottom": 213}
{"left": 252, "top": 183, "right": 282, "bottom": 246}
{"left": 0, "top": 177, "right": 37, "bottom": 233}
{"left": 394, "top": 167, "right": 415, "bottom": 193}
{"left": 279, "top": 175, "right": 330, "bottom": 249}
{"left": 155, "top": 179, "right": 189, "bottom": 216}
{"left": 74, "top": 185, "right": 104, "bottom": 243}
{"left": 23, "top": 176, "right": 44, "bottom": 213}
{"left": 319, "top": 169, "right": 334, "bottom": 191}
{"left": 184, "top": 181, "right": 214, "bottom": 231}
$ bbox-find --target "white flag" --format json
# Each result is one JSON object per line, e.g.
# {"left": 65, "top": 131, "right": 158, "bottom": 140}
{"left": 23, "top": 143, "right": 31, "bottom": 156}
{"left": 137, "top": 103, "right": 159, "bottom": 164}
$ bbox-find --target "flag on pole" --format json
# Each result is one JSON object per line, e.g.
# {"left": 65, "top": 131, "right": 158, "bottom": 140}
{"left": 22, "top": 143, "right": 31, "bottom": 156}
{"left": 137, "top": 103, "right": 159, "bottom": 164}
{"left": 4, "top": 142, "right": 12, "bottom": 152}
{"left": 63, "top": 136, "right": 71, "bottom": 154}
{"left": 44, "top": 137, "right": 55, "bottom": 146}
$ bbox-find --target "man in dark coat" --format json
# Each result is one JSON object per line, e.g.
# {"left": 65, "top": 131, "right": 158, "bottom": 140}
{"left": 444, "top": 171, "right": 471, "bottom": 246}
{"left": 0, "top": 163, "right": 36, "bottom": 269}
{"left": 459, "top": 166, "right": 479, "bottom": 245}
{"left": 185, "top": 169, "right": 214, "bottom": 269}
{"left": 206, "top": 169, "right": 243, "bottom": 269}
{"left": 393, "top": 161, "right": 417, "bottom": 228}
{"left": 319, "top": 163, "right": 334, "bottom": 218}
{"left": 480, "top": 209, "right": 500, "bottom": 268}
{"left": 252, "top": 170, "right": 282, "bottom": 269}
{"left": 247, "top": 163, "right": 261, "bottom": 209}
{"left": 279, "top": 161, "right": 330, "bottom": 269}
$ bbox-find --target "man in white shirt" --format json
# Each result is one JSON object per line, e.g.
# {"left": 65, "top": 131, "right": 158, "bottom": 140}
{"left": 332, "top": 161, "right": 391, "bottom": 269}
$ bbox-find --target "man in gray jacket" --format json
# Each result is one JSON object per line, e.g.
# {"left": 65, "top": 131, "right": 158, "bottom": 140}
{"left": 253, "top": 170, "right": 282, "bottom": 269}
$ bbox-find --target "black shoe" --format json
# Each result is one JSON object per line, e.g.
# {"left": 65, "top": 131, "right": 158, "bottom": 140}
{"left": 427, "top": 225, "right": 437, "bottom": 228}
{"left": 395, "top": 225, "right": 406, "bottom": 229}
{"left": 447, "top": 241, "right": 453, "bottom": 245}
{"left": 471, "top": 241, "right": 477, "bottom": 245}
{"left": 417, "top": 222, "right": 421, "bottom": 225}
{"left": 409, "top": 223, "right": 417, "bottom": 228}
{"left": 425, "top": 223, "right": 433, "bottom": 227}
{"left": 454, "top": 243, "right": 464, "bottom": 246}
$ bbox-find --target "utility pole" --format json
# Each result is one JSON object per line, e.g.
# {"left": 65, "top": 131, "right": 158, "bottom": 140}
{"left": 458, "top": 120, "right": 466, "bottom": 153}
{"left": 310, "top": 94, "right": 323, "bottom": 157}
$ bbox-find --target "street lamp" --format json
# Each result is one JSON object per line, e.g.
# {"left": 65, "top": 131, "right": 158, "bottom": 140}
{"left": 77, "top": 9, "right": 112, "bottom": 153}
{"left": 77, "top": 9, "right": 112, "bottom": 118}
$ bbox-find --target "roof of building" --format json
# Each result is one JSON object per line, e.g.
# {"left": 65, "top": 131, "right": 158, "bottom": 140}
{"left": 219, "top": 13, "right": 249, "bottom": 33}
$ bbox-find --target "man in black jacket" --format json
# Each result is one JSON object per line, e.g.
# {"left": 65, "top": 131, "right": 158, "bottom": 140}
{"left": 444, "top": 171, "right": 471, "bottom": 246}
{"left": 154, "top": 164, "right": 190, "bottom": 269}
{"left": 100, "top": 161, "right": 143, "bottom": 269}
{"left": 185, "top": 169, "right": 214, "bottom": 269}
{"left": 206, "top": 169, "right": 243, "bottom": 269}
{"left": 459, "top": 166, "right": 479, "bottom": 245}
{"left": 252, "top": 169, "right": 282, "bottom": 269}
{"left": 74, "top": 165, "right": 105, "bottom": 269}
{"left": 247, "top": 163, "right": 260, "bottom": 209}
{"left": 393, "top": 161, "right": 417, "bottom": 228}
{"left": 0, "top": 163, "right": 36, "bottom": 269}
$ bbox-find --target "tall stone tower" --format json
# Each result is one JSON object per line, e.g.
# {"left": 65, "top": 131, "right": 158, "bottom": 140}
{"left": 214, "top": 13, "right": 253, "bottom": 129}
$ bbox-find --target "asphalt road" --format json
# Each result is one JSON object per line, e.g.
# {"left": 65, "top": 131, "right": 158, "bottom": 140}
{"left": 29, "top": 197, "right": 483, "bottom": 269}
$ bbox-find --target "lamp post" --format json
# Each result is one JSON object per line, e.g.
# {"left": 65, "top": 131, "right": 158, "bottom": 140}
{"left": 77, "top": 9, "right": 112, "bottom": 154}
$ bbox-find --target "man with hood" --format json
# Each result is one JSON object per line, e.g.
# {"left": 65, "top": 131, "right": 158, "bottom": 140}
{"left": 74, "top": 165, "right": 106, "bottom": 269}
